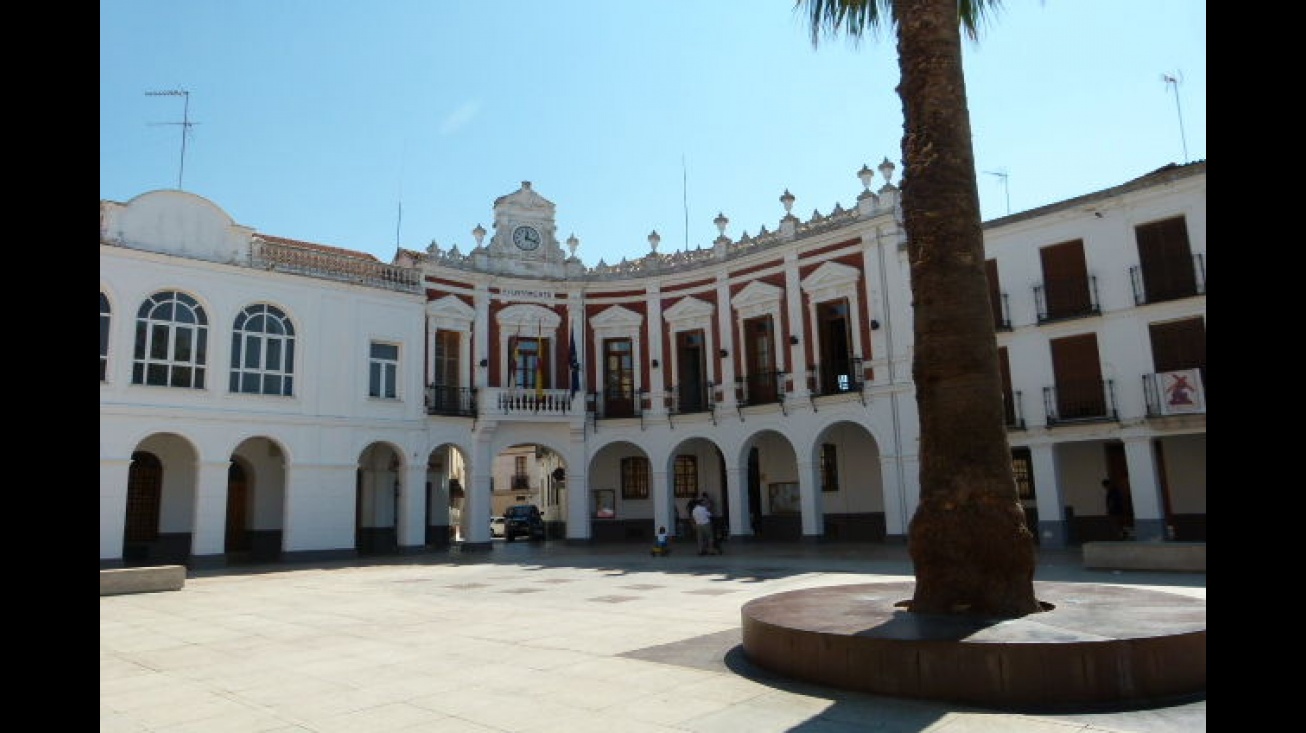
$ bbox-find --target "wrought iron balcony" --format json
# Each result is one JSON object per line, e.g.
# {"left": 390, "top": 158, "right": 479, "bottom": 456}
{"left": 667, "top": 381, "right": 715, "bottom": 415}
{"left": 1033, "top": 275, "right": 1101, "bottom": 324}
{"left": 425, "top": 384, "right": 477, "bottom": 417}
{"left": 736, "top": 370, "right": 786, "bottom": 406}
{"left": 1042, "top": 379, "right": 1118, "bottom": 426}
{"left": 590, "top": 386, "right": 643, "bottom": 420}
{"left": 1129, "top": 253, "right": 1206, "bottom": 306}
{"left": 1003, "top": 389, "right": 1026, "bottom": 430}
{"left": 993, "top": 292, "right": 1012, "bottom": 331}
{"left": 811, "top": 357, "right": 865, "bottom": 397}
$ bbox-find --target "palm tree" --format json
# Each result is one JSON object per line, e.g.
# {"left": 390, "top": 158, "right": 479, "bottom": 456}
{"left": 797, "top": 0, "right": 1041, "bottom": 616}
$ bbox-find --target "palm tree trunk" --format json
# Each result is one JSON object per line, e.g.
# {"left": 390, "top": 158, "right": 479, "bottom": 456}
{"left": 895, "top": 0, "right": 1040, "bottom": 616}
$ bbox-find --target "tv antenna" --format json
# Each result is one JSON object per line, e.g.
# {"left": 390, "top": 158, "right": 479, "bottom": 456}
{"left": 983, "top": 169, "right": 1010, "bottom": 215}
{"left": 1161, "top": 72, "right": 1188, "bottom": 162}
{"left": 146, "top": 89, "right": 198, "bottom": 189}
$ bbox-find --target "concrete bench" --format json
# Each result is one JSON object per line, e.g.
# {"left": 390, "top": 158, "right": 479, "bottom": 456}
{"left": 100, "top": 565, "right": 187, "bottom": 596}
{"left": 1082, "top": 541, "right": 1205, "bottom": 572}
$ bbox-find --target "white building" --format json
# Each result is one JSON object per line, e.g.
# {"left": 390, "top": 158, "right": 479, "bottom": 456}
{"left": 99, "top": 160, "right": 1206, "bottom": 568}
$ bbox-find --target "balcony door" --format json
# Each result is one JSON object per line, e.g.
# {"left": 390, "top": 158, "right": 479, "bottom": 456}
{"left": 511, "top": 336, "right": 549, "bottom": 391}
{"left": 431, "top": 330, "right": 461, "bottom": 410}
{"left": 602, "top": 338, "right": 635, "bottom": 417}
{"left": 743, "top": 316, "right": 776, "bottom": 403}
{"left": 817, "top": 299, "right": 853, "bottom": 393}
{"left": 676, "top": 330, "right": 706, "bottom": 412}
{"left": 1050, "top": 333, "right": 1105, "bottom": 419}
{"left": 1135, "top": 216, "right": 1197, "bottom": 303}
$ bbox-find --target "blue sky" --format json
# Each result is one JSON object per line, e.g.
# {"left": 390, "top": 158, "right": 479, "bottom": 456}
{"left": 101, "top": 1, "right": 1206, "bottom": 266}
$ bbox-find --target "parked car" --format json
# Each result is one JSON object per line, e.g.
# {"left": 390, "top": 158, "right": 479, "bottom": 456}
{"left": 489, "top": 516, "right": 506, "bottom": 538}
{"left": 503, "top": 504, "right": 545, "bottom": 542}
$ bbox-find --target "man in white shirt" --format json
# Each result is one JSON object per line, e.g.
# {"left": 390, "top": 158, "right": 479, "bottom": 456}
{"left": 691, "top": 500, "right": 716, "bottom": 555}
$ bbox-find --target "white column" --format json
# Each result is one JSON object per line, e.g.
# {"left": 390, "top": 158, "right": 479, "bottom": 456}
{"left": 398, "top": 462, "right": 427, "bottom": 549}
{"left": 282, "top": 461, "right": 357, "bottom": 554}
{"left": 99, "top": 457, "right": 132, "bottom": 563}
{"left": 1123, "top": 436, "right": 1166, "bottom": 541}
{"left": 190, "top": 460, "right": 231, "bottom": 559}
{"left": 797, "top": 459, "right": 824, "bottom": 537}
{"left": 1029, "top": 443, "right": 1068, "bottom": 548}
{"left": 646, "top": 286, "right": 665, "bottom": 416}
{"left": 566, "top": 466, "right": 590, "bottom": 540}
{"left": 784, "top": 253, "right": 809, "bottom": 399}
{"left": 474, "top": 283, "right": 491, "bottom": 389}
{"left": 724, "top": 465, "right": 746, "bottom": 537}
{"left": 715, "top": 275, "right": 736, "bottom": 407}
{"left": 652, "top": 467, "right": 672, "bottom": 537}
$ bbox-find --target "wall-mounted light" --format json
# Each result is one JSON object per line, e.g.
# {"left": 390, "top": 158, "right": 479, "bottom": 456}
{"left": 479, "top": 358, "right": 489, "bottom": 367}
{"left": 870, "top": 319, "right": 881, "bottom": 330}
{"left": 719, "top": 349, "right": 729, "bottom": 359}
{"left": 650, "top": 359, "right": 659, "bottom": 368}
{"left": 789, "top": 335, "right": 800, "bottom": 345}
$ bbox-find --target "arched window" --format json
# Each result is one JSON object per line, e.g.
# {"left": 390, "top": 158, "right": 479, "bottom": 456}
{"left": 230, "top": 303, "right": 296, "bottom": 395}
{"left": 132, "top": 291, "right": 208, "bottom": 388}
{"left": 100, "top": 291, "right": 111, "bottom": 382}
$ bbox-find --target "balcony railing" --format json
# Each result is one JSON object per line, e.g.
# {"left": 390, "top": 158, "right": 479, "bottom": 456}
{"left": 425, "top": 384, "right": 477, "bottom": 417}
{"left": 1003, "top": 389, "right": 1026, "bottom": 430}
{"left": 737, "top": 370, "right": 786, "bottom": 406}
{"left": 249, "top": 237, "right": 423, "bottom": 293}
{"left": 667, "top": 381, "right": 714, "bottom": 415}
{"left": 811, "top": 357, "right": 865, "bottom": 397}
{"left": 1129, "top": 254, "right": 1206, "bottom": 306}
{"left": 993, "top": 292, "right": 1012, "bottom": 331}
{"left": 591, "top": 387, "right": 643, "bottom": 420}
{"left": 473, "top": 387, "right": 576, "bottom": 416}
{"left": 1042, "top": 379, "right": 1118, "bottom": 426}
{"left": 1034, "top": 276, "right": 1101, "bottom": 324}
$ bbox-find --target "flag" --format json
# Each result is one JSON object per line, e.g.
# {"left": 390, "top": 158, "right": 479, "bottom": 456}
{"left": 512, "top": 330, "right": 520, "bottom": 386}
{"left": 568, "top": 329, "right": 579, "bottom": 399}
{"left": 535, "top": 320, "right": 545, "bottom": 401}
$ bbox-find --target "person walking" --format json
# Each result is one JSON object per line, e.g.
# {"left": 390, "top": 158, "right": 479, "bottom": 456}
{"left": 1103, "top": 478, "right": 1127, "bottom": 539}
{"left": 691, "top": 499, "right": 717, "bottom": 555}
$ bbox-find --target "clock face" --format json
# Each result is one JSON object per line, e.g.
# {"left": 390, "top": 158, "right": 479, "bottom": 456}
{"left": 512, "top": 225, "right": 541, "bottom": 251}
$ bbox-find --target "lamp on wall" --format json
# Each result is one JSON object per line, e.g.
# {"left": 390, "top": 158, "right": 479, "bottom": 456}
{"left": 479, "top": 358, "right": 489, "bottom": 367}
{"left": 719, "top": 349, "right": 729, "bottom": 359}
{"left": 870, "top": 319, "right": 881, "bottom": 330}
{"left": 789, "top": 335, "right": 800, "bottom": 345}
{"left": 651, "top": 359, "right": 659, "bottom": 368}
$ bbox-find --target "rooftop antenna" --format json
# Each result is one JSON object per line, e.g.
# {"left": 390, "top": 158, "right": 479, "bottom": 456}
{"left": 396, "top": 139, "right": 406, "bottom": 249}
{"left": 146, "top": 89, "right": 197, "bottom": 189}
{"left": 682, "top": 154, "right": 690, "bottom": 251}
{"left": 983, "top": 169, "right": 1010, "bottom": 215}
{"left": 1161, "top": 71, "right": 1188, "bottom": 162}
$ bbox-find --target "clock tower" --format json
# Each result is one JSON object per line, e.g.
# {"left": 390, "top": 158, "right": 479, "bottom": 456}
{"left": 476, "top": 181, "right": 578, "bottom": 278}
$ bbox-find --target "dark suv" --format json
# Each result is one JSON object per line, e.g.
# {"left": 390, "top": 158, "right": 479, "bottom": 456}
{"left": 502, "top": 504, "right": 545, "bottom": 542}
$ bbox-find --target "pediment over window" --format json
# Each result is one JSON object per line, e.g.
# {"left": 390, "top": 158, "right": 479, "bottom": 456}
{"left": 590, "top": 305, "right": 643, "bottom": 329}
{"left": 663, "top": 296, "right": 714, "bottom": 323}
{"left": 801, "top": 261, "right": 860, "bottom": 302}
{"left": 427, "top": 295, "right": 475, "bottom": 331}
{"left": 733, "top": 281, "right": 783, "bottom": 319}
{"left": 497, "top": 303, "right": 560, "bottom": 330}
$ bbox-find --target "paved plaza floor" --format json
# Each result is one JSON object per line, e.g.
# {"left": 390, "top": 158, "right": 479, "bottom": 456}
{"left": 100, "top": 540, "right": 1206, "bottom": 732}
